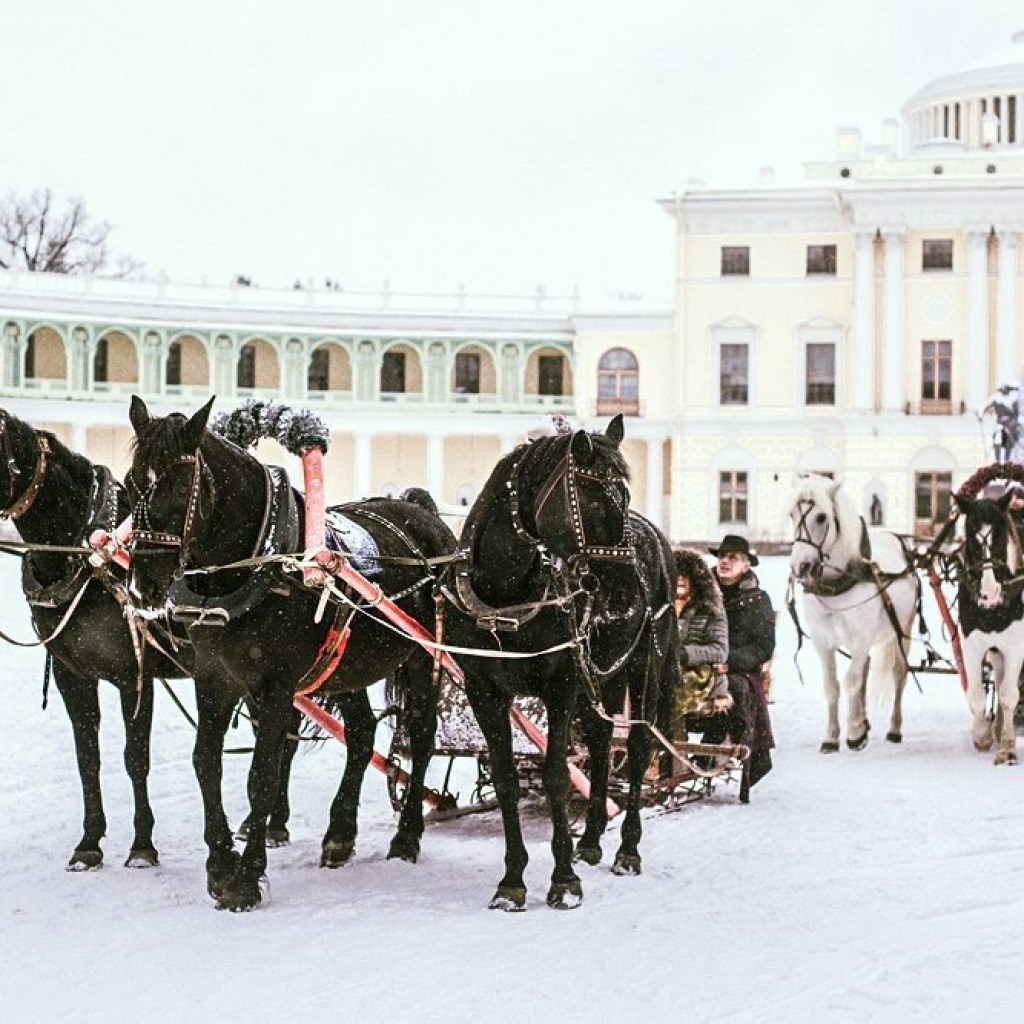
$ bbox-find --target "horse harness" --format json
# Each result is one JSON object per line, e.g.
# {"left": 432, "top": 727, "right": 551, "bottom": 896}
{"left": 0, "top": 416, "right": 51, "bottom": 522}
{"left": 442, "top": 441, "right": 650, "bottom": 707}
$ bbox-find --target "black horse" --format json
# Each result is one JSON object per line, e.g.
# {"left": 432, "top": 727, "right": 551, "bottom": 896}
{"left": 0, "top": 407, "right": 192, "bottom": 869}
{"left": 440, "top": 415, "right": 676, "bottom": 910}
{"left": 125, "top": 396, "right": 457, "bottom": 911}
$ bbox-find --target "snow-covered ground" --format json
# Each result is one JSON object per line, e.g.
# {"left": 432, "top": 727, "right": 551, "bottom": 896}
{"left": 1, "top": 552, "right": 1023, "bottom": 1022}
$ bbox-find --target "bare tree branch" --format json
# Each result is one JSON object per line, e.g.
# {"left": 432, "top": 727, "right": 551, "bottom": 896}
{"left": 0, "top": 188, "right": 140, "bottom": 276}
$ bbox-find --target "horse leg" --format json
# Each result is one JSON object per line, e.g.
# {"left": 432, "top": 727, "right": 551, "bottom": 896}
{"left": 611, "top": 720, "right": 651, "bottom": 876}
{"left": 994, "top": 648, "right": 1023, "bottom": 766}
{"left": 192, "top": 679, "right": 242, "bottom": 905}
{"left": 541, "top": 697, "right": 583, "bottom": 910}
{"left": 266, "top": 707, "right": 300, "bottom": 847}
{"left": 467, "top": 682, "right": 528, "bottom": 911}
{"left": 52, "top": 666, "right": 106, "bottom": 870}
{"left": 963, "top": 643, "right": 994, "bottom": 752}
{"left": 389, "top": 654, "right": 436, "bottom": 863}
{"left": 116, "top": 677, "right": 159, "bottom": 867}
{"left": 320, "top": 690, "right": 374, "bottom": 868}
{"left": 885, "top": 638, "right": 908, "bottom": 744}
{"left": 844, "top": 653, "right": 871, "bottom": 751}
{"left": 817, "top": 645, "right": 841, "bottom": 753}
{"left": 574, "top": 702, "right": 612, "bottom": 867}
{"left": 223, "top": 691, "right": 295, "bottom": 911}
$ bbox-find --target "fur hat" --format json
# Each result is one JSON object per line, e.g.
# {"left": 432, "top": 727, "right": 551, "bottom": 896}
{"left": 672, "top": 547, "right": 724, "bottom": 612}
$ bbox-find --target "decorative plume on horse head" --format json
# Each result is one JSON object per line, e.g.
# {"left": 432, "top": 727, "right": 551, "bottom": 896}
{"left": 787, "top": 473, "right": 920, "bottom": 754}
{"left": 209, "top": 398, "right": 330, "bottom": 455}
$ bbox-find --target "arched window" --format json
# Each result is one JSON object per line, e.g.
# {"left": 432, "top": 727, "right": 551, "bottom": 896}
{"left": 597, "top": 348, "right": 638, "bottom": 416}
{"left": 308, "top": 347, "right": 329, "bottom": 391}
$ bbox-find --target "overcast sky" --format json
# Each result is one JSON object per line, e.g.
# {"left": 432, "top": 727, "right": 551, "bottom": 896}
{"left": 3, "top": 1, "right": 1022, "bottom": 304}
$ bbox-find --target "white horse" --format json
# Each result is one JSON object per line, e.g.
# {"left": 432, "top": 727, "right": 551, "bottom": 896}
{"left": 953, "top": 493, "right": 1024, "bottom": 765}
{"left": 788, "top": 475, "right": 920, "bottom": 753}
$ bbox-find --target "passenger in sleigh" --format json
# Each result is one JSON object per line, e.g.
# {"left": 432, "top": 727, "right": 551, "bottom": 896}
{"left": 705, "top": 535, "right": 776, "bottom": 803}
{"left": 670, "top": 547, "right": 731, "bottom": 740}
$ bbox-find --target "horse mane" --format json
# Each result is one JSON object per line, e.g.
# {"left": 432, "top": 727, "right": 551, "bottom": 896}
{"left": 793, "top": 474, "right": 863, "bottom": 566}
{"left": 38, "top": 430, "right": 95, "bottom": 487}
{"left": 129, "top": 412, "right": 196, "bottom": 476}
{"left": 460, "top": 431, "right": 630, "bottom": 552}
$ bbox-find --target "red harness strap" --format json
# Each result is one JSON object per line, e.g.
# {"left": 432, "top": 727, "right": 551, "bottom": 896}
{"left": 294, "top": 622, "right": 352, "bottom": 698}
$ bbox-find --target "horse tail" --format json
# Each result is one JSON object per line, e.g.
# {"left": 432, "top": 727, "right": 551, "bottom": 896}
{"left": 400, "top": 486, "right": 439, "bottom": 515}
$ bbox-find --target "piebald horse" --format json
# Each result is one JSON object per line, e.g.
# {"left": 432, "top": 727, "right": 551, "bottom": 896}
{"left": 954, "top": 493, "right": 1024, "bottom": 765}
{"left": 789, "top": 475, "right": 919, "bottom": 753}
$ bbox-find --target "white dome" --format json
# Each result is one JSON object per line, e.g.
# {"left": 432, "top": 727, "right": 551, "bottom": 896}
{"left": 902, "top": 33, "right": 1024, "bottom": 153}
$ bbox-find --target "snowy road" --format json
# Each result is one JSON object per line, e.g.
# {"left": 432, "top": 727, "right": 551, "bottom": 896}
{"left": 0, "top": 554, "right": 1022, "bottom": 1021}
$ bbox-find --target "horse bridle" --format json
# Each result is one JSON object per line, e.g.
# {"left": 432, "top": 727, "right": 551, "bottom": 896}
{"left": 964, "top": 510, "right": 1022, "bottom": 593}
{"left": 791, "top": 496, "right": 835, "bottom": 568}
{"left": 507, "top": 444, "right": 634, "bottom": 566}
{"left": 0, "top": 413, "right": 51, "bottom": 521}
{"left": 129, "top": 451, "right": 212, "bottom": 559}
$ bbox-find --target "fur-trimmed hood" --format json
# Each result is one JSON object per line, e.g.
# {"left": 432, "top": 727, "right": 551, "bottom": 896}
{"left": 672, "top": 547, "right": 724, "bottom": 614}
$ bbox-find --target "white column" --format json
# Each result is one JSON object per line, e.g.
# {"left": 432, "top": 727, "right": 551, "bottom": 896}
{"left": 853, "top": 228, "right": 877, "bottom": 412}
{"left": 996, "top": 227, "right": 1020, "bottom": 386}
{"left": 966, "top": 227, "right": 991, "bottom": 411}
{"left": 644, "top": 436, "right": 664, "bottom": 529}
{"left": 354, "top": 433, "right": 372, "bottom": 499}
{"left": 427, "top": 434, "right": 444, "bottom": 500}
{"left": 881, "top": 228, "right": 907, "bottom": 412}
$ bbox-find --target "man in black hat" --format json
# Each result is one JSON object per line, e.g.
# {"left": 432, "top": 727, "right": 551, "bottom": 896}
{"left": 703, "top": 534, "right": 776, "bottom": 801}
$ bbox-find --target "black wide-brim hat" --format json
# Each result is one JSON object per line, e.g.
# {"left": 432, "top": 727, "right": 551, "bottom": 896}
{"left": 708, "top": 533, "right": 759, "bottom": 566}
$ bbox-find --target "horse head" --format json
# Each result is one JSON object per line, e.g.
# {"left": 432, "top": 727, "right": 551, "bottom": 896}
{"left": 126, "top": 395, "right": 222, "bottom": 614}
{"left": 956, "top": 493, "right": 1021, "bottom": 610}
{"left": 0, "top": 408, "right": 49, "bottom": 522}
{"left": 524, "top": 415, "right": 633, "bottom": 583}
{"left": 788, "top": 474, "right": 858, "bottom": 589}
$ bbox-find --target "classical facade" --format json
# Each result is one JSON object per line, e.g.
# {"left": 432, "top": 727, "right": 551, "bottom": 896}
{"left": 3, "top": 33, "right": 1024, "bottom": 544}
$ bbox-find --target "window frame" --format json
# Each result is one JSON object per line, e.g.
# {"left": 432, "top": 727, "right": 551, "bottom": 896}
{"left": 718, "top": 470, "right": 749, "bottom": 525}
{"left": 720, "top": 245, "right": 750, "bottom": 276}
{"left": 806, "top": 244, "right": 837, "bottom": 276}
{"left": 380, "top": 350, "right": 407, "bottom": 394}
{"left": 922, "top": 238, "right": 953, "bottom": 272}
{"left": 719, "top": 342, "right": 749, "bottom": 405}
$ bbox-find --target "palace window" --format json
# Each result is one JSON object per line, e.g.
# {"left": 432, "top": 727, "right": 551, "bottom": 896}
{"left": 307, "top": 347, "right": 329, "bottom": 392}
{"left": 720, "top": 246, "right": 750, "bottom": 276}
{"left": 381, "top": 351, "right": 406, "bottom": 394}
{"left": 538, "top": 354, "right": 564, "bottom": 396}
{"left": 922, "top": 239, "right": 953, "bottom": 271}
{"left": 166, "top": 341, "right": 181, "bottom": 387}
{"left": 455, "top": 352, "right": 480, "bottom": 394}
{"left": 720, "top": 343, "right": 749, "bottom": 405}
{"left": 237, "top": 344, "right": 256, "bottom": 389}
{"left": 921, "top": 340, "right": 951, "bottom": 412}
{"left": 597, "top": 348, "right": 639, "bottom": 415}
{"left": 718, "top": 471, "right": 748, "bottom": 525}
{"left": 806, "top": 244, "right": 837, "bottom": 275}
{"left": 93, "top": 337, "right": 109, "bottom": 384}
{"left": 914, "top": 471, "right": 952, "bottom": 537}
{"left": 805, "top": 343, "right": 836, "bottom": 405}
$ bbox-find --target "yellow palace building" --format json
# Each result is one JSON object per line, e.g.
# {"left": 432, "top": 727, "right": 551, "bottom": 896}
{"left": 4, "top": 32, "right": 1024, "bottom": 544}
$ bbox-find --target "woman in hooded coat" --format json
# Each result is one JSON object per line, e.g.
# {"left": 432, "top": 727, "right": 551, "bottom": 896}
{"left": 671, "top": 547, "right": 730, "bottom": 737}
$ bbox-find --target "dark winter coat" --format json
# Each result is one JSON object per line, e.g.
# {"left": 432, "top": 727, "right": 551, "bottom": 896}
{"left": 703, "top": 567, "right": 776, "bottom": 793}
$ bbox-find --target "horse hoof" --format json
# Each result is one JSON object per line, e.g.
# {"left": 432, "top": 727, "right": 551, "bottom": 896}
{"left": 819, "top": 742, "right": 839, "bottom": 754}
{"left": 67, "top": 848, "right": 103, "bottom": 871}
{"left": 386, "top": 835, "right": 420, "bottom": 863}
{"left": 320, "top": 839, "right": 355, "bottom": 868}
{"left": 215, "top": 876, "right": 266, "bottom": 913}
{"left": 265, "top": 827, "right": 291, "bottom": 849}
{"left": 124, "top": 846, "right": 159, "bottom": 868}
{"left": 574, "top": 844, "right": 602, "bottom": 866}
{"left": 546, "top": 879, "right": 583, "bottom": 910}
{"left": 206, "top": 851, "right": 242, "bottom": 899}
{"left": 847, "top": 732, "right": 869, "bottom": 752}
{"left": 974, "top": 737, "right": 994, "bottom": 752}
{"left": 886, "top": 732, "right": 902, "bottom": 744}
{"left": 489, "top": 885, "right": 527, "bottom": 911}
{"left": 611, "top": 853, "right": 642, "bottom": 877}
{"left": 994, "top": 750, "right": 1018, "bottom": 766}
